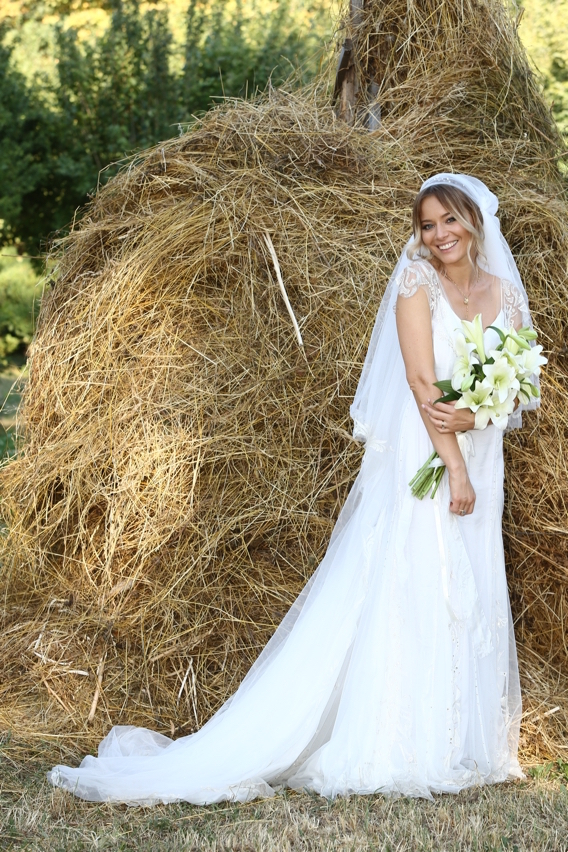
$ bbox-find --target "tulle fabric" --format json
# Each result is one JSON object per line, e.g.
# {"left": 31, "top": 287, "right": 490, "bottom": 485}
{"left": 48, "top": 260, "right": 524, "bottom": 805}
{"left": 350, "top": 173, "right": 537, "bottom": 447}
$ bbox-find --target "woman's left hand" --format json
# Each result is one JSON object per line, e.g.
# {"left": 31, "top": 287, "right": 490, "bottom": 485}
{"left": 421, "top": 399, "right": 475, "bottom": 433}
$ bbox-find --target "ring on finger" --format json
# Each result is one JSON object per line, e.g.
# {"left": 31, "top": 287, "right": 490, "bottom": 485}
{"left": 459, "top": 509, "right": 466, "bottom": 516}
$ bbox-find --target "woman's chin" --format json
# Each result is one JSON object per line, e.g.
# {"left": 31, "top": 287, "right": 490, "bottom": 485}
{"left": 432, "top": 248, "right": 467, "bottom": 265}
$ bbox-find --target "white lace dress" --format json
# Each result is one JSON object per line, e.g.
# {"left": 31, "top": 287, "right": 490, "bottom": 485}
{"left": 49, "top": 259, "right": 525, "bottom": 804}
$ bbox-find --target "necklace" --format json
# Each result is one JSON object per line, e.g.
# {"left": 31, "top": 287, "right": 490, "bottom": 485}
{"left": 442, "top": 265, "right": 480, "bottom": 317}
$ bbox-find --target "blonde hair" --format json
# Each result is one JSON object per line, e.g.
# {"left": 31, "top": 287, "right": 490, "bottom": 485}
{"left": 407, "top": 184, "right": 485, "bottom": 266}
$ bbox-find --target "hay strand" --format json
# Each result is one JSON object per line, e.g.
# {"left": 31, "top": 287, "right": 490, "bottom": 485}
{"left": 263, "top": 232, "right": 305, "bottom": 350}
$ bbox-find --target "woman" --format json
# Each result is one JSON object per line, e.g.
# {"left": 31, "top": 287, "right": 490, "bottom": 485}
{"left": 49, "top": 173, "right": 538, "bottom": 804}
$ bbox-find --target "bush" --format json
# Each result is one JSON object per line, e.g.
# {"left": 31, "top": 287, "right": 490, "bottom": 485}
{"left": 0, "top": 248, "right": 40, "bottom": 363}
{"left": 0, "top": 0, "right": 331, "bottom": 259}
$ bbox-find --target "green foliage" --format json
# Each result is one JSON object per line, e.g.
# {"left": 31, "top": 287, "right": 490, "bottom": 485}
{"left": 0, "top": 248, "right": 40, "bottom": 362}
{"left": 181, "top": 0, "right": 323, "bottom": 113}
{"left": 0, "top": 0, "right": 330, "bottom": 259}
{"left": 0, "top": 424, "right": 17, "bottom": 460}
{"left": 0, "top": 29, "right": 57, "bottom": 258}
{"left": 519, "top": 0, "right": 568, "bottom": 139}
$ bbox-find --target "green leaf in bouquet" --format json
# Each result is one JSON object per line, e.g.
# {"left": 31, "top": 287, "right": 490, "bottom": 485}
{"left": 433, "top": 379, "right": 454, "bottom": 393}
{"left": 471, "top": 364, "right": 485, "bottom": 384}
{"left": 433, "top": 390, "right": 461, "bottom": 404}
{"left": 486, "top": 325, "right": 507, "bottom": 344}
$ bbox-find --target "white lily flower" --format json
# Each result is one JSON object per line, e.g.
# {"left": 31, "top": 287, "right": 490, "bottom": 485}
{"left": 461, "top": 314, "right": 487, "bottom": 363}
{"left": 474, "top": 404, "right": 493, "bottom": 430}
{"left": 502, "top": 329, "right": 521, "bottom": 356}
{"left": 488, "top": 389, "right": 517, "bottom": 430}
{"left": 517, "top": 380, "right": 540, "bottom": 405}
{"left": 514, "top": 344, "right": 548, "bottom": 379}
{"left": 451, "top": 335, "right": 478, "bottom": 392}
{"left": 455, "top": 380, "right": 493, "bottom": 412}
{"left": 517, "top": 382, "right": 532, "bottom": 405}
{"left": 482, "top": 356, "right": 520, "bottom": 403}
{"left": 488, "top": 346, "right": 518, "bottom": 371}
{"left": 507, "top": 329, "right": 531, "bottom": 351}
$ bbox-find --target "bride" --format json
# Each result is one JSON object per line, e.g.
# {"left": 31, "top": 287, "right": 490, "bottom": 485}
{"left": 48, "top": 173, "right": 539, "bottom": 804}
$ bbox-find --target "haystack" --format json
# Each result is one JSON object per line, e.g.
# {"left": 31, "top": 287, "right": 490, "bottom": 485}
{"left": 1, "top": 0, "right": 567, "bottom": 766}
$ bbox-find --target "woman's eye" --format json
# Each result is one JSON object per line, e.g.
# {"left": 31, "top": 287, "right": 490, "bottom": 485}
{"left": 446, "top": 216, "right": 456, "bottom": 223}
{"left": 422, "top": 224, "right": 433, "bottom": 230}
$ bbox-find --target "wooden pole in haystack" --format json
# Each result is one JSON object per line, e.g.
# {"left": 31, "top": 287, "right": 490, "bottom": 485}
{"left": 333, "top": 0, "right": 380, "bottom": 129}
{"left": 333, "top": 37, "right": 357, "bottom": 124}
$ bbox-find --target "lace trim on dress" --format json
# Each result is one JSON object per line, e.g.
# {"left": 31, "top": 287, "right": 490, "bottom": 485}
{"left": 395, "top": 261, "right": 440, "bottom": 315}
{"left": 501, "top": 277, "right": 530, "bottom": 329}
{"left": 397, "top": 266, "right": 529, "bottom": 331}
{"left": 501, "top": 280, "right": 533, "bottom": 431}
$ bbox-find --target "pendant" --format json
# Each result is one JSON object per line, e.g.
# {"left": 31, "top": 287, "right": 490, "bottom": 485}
{"left": 464, "top": 297, "right": 469, "bottom": 305}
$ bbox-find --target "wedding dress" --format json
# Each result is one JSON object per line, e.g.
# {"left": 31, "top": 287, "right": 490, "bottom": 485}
{"left": 48, "top": 174, "right": 536, "bottom": 805}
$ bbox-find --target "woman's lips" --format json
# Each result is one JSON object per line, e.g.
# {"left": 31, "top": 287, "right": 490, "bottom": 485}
{"left": 437, "top": 239, "right": 458, "bottom": 251}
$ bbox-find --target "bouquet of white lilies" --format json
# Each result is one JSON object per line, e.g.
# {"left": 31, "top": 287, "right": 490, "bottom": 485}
{"left": 409, "top": 314, "right": 547, "bottom": 500}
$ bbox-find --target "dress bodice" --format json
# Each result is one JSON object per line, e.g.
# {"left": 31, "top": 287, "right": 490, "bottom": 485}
{"left": 397, "top": 259, "right": 518, "bottom": 383}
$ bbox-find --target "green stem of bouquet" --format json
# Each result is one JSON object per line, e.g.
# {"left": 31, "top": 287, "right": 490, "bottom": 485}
{"left": 409, "top": 451, "right": 446, "bottom": 499}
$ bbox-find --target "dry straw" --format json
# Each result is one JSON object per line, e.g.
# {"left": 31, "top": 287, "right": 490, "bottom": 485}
{"left": 1, "top": 0, "right": 567, "bottom": 766}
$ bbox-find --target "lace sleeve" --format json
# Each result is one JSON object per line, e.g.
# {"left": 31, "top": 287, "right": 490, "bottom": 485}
{"left": 395, "top": 262, "right": 439, "bottom": 314}
{"left": 501, "top": 277, "right": 538, "bottom": 432}
{"left": 502, "top": 277, "right": 530, "bottom": 329}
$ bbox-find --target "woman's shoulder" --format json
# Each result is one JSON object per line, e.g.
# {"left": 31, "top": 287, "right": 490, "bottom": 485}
{"left": 396, "top": 258, "right": 439, "bottom": 299}
{"left": 404, "top": 257, "right": 436, "bottom": 274}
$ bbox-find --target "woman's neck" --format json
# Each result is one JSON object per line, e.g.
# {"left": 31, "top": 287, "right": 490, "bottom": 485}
{"left": 435, "top": 256, "right": 477, "bottom": 289}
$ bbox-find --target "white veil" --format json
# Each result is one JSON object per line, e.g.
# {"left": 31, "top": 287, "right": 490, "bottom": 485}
{"left": 350, "top": 172, "right": 537, "bottom": 445}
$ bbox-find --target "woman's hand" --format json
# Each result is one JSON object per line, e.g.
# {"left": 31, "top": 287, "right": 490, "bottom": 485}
{"left": 422, "top": 399, "right": 475, "bottom": 433}
{"left": 448, "top": 465, "right": 476, "bottom": 515}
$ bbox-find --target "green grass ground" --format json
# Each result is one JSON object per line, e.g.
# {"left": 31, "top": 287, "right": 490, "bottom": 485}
{"left": 0, "top": 745, "right": 567, "bottom": 852}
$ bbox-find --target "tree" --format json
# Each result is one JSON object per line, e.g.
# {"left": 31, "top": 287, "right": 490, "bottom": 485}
{"left": 0, "top": 30, "right": 58, "bottom": 258}
{"left": 0, "top": 0, "right": 330, "bottom": 257}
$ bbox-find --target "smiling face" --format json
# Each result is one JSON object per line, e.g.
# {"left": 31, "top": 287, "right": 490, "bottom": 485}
{"left": 419, "top": 194, "right": 474, "bottom": 267}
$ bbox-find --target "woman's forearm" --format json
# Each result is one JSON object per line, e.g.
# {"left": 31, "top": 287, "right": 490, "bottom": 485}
{"left": 410, "top": 377, "right": 465, "bottom": 472}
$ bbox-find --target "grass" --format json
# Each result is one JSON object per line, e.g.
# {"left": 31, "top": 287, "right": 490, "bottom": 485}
{"left": 0, "top": 353, "right": 26, "bottom": 462}
{"left": 0, "top": 746, "right": 567, "bottom": 851}
{"left": 0, "top": 250, "right": 40, "bottom": 364}
{"left": 0, "top": 245, "right": 37, "bottom": 462}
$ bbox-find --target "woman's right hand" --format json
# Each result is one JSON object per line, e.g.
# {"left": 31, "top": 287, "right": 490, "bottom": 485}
{"left": 448, "top": 465, "right": 476, "bottom": 516}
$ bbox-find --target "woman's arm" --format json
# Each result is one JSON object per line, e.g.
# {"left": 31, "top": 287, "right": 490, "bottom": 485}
{"left": 396, "top": 287, "right": 475, "bottom": 515}
{"left": 422, "top": 399, "right": 475, "bottom": 433}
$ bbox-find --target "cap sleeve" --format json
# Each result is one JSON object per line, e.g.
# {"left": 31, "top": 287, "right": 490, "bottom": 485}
{"left": 502, "top": 277, "right": 531, "bottom": 330}
{"left": 395, "top": 260, "right": 440, "bottom": 314}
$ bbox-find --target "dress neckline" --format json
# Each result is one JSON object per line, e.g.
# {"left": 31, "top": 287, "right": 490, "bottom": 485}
{"left": 428, "top": 264, "right": 504, "bottom": 332}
